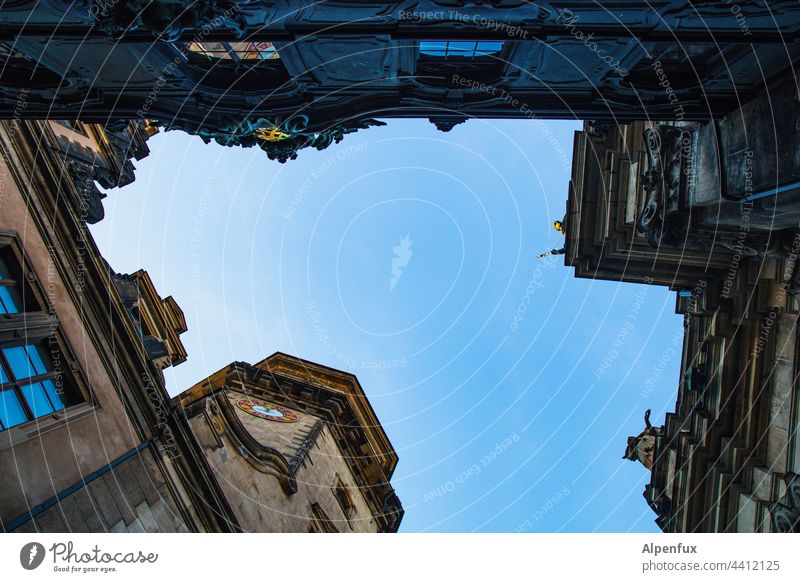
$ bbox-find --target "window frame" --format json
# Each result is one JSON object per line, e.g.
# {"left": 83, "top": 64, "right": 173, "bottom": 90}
{"left": 0, "top": 342, "right": 68, "bottom": 427}
{"left": 414, "top": 40, "right": 509, "bottom": 87}
{"left": 178, "top": 42, "right": 290, "bottom": 90}
{"left": 308, "top": 503, "right": 339, "bottom": 533}
{"left": 0, "top": 231, "right": 91, "bottom": 436}
{"left": 418, "top": 40, "right": 506, "bottom": 61}
{"left": 184, "top": 41, "right": 282, "bottom": 66}
{"left": 331, "top": 474, "right": 356, "bottom": 526}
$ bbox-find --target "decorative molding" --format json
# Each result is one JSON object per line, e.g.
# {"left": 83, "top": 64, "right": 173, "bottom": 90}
{"left": 428, "top": 116, "right": 466, "bottom": 132}
{"left": 64, "top": 159, "right": 107, "bottom": 224}
{"left": 91, "top": 0, "right": 250, "bottom": 41}
{"left": 636, "top": 125, "right": 690, "bottom": 248}
{"left": 213, "top": 390, "right": 298, "bottom": 495}
{"left": 164, "top": 116, "right": 385, "bottom": 163}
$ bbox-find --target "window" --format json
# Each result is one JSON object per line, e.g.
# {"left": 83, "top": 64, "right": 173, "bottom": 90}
{"left": 0, "top": 342, "right": 67, "bottom": 429}
{"left": 419, "top": 41, "right": 504, "bottom": 59}
{"left": 416, "top": 40, "right": 506, "bottom": 87}
{"left": 0, "top": 242, "right": 81, "bottom": 432}
{"left": 180, "top": 41, "right": 289, "bottom": 91}
{"left": 185, "top": 41, "right": 280, "bottom": 62}
{"left": 0, "top": 254, "right": 22, "bottom": 315}
{"left": 332, "top": 475, "right": 355, "bottom": 521}
{"left": 308, "top": 503, "right": 339, "bottom": 533}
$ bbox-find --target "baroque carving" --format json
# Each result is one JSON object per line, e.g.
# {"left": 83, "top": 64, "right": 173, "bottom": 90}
{"left": 55, "top": 121, "right": 149, "bottom": 222}
{"left": 428, "top": 116, "right": 466, "bottom": 132}
{"left": 769, "top": 473, "right": 800, "bottom": 533}
{"left": 163, "top": 116, "right": 386, "bottom": 163}
{"left": 91, "top": 0, "right": 250, "bottom": 41}
{"left": 64, "top": 159, "right": 107, "bottom": 224}
{"left": 97, "top": 125, "right": 144, "bottom": 188}
{"left": 636, "top": 125, "right": 691, "bottom": 248}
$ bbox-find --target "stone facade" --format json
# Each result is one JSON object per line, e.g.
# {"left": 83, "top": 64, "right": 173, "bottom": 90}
{"left": 646, "top": 260, "right": 800, "bottom": 532}
{"left": 564, "top": 78, "right": 800, "bottom": 532}
{"left": 0, "top": 118, "right": 234, "bottom": 532}
{"left": 8, "top": 446, "right": 190, "bottom": 534}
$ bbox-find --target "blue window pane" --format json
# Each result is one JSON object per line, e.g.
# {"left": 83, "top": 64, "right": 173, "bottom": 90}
{"left": 42, "top": 380, "right": 64, "bottom": 412}
{"left": 0, "top": 286, "right": 19, "bottom": 314}
{"left": 0, "top": 389, "right": 27, "bottom": 429}
{"left": 477, "top": 41, "right": 504, "bottom": 51}
{"left": 26, "top": 345, "right": 49, "bottom": 376}
{"left": 3, "top": 346, "right": 33, "bottom": 380}
{"left": 21, "top": 382, "right": 55, "bottom": 417}
{"left": 448, "top": 41, "right": 477, "bottom": 55}
{"left": 419, "top": 41, "right": 447, "bottom": 56}
{"left": 475, "top": 41, "right": 504, "bottom": 55}
{"left": 0, "top": 363, "right": 8, "bottom": 384}
{"left": 420, "top": 40, "right": 503, "bottom": 59}
{"left": 2, "top": 344, "right": 49, "bottom": 380}
{"left": 3, "top": 346, "right": 34, "bottom": 379}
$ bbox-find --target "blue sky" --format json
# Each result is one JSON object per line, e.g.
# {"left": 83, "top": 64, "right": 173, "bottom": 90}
{"left": 90, "top": 118, "right": 683, "bottom": 533}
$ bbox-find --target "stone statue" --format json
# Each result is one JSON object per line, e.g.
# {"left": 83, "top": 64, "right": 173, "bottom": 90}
{"left": 624, "top": 409, "right": 660, "bottom": 469}
{"left": 537, "top": 217, "right": 567, "bottom": 258}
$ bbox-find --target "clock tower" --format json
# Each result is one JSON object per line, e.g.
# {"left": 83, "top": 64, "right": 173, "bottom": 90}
{"left": 173, "top": 352, "right": 403, "bottom": 532}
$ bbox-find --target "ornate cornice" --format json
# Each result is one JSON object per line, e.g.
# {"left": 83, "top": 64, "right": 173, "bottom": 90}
{"left": 91, "top": 0, "right": 250, "bottom": 41}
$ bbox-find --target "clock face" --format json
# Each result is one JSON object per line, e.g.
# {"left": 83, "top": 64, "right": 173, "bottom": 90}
{"left": 236, "top": 398, "right": 299, "bottom": 423}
